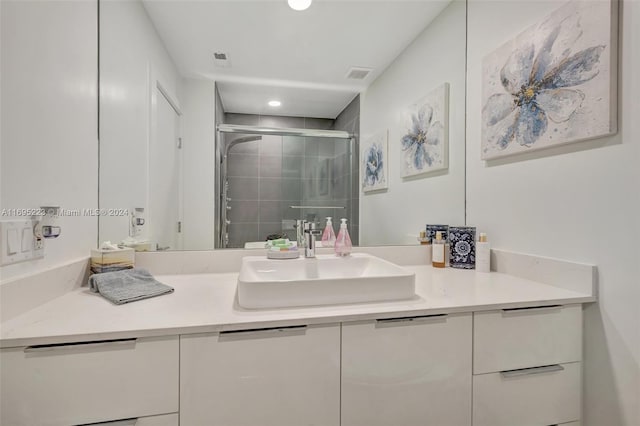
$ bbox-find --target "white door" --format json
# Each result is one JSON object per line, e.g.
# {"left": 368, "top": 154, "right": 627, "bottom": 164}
{"left": 149, "top": 88, "right": 182, "bottom": 250}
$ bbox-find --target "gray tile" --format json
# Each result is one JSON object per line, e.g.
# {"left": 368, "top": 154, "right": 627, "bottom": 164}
{"left": 333, "top": 153, "right": 348, "bottom": 178}
{"left": 228, "top": 223, "right": 259, "bottom": 248}
{"left": 282, "top": 156, "right": 304, "bottom": 178}
{"left": 304, "top": 137, "right": 322, "bottom": 157}
{"left": 227, "top": 154, "right": 258, "bottom": 177}
{"left": 225, "top": 113, "right": 259, "bottom": 126}
{"left": 305, "top": 157, "right": 332, "bottom": 181}
{"left": 283, "top": 136, "right": 305, "bottom": 156}
{"left": 259, "top": 115, "right": 305, "bottom": 129}
{"left": 229, "top": 200, "right": 259, "bottom": 223}
{"left": 282, "top": 178, "right": 302, "bottom": 200}
{"left": 259, "top": 200, "right": 282, "bottom": 223}
{"left": 304, "top": 117, "right": 334, "bottom": 130}
{"left": 259, "top": 155, "right": 282, "bottom": 178}
{"left": 259, "top": 135, "right": 282, "bottom": 156}
{"left": 281, "top": 201, "right": 302, "bottom": 220}
{"left": 334, "top": 139, "right": 348, "bottom": 156}
{"left": 259, "top": 178, "right": 282, "bottom": 200}
{"left": 334, "top": 95, "right": 360, "bottom": 130}
{"left": 258, "top": 223, "right": 285, "bottom": 241}
{"left": 228, "top": 177, "right": 258, "bottom": 200}
{"left": 318, "top": 139, "right": 334, "bottom": 157}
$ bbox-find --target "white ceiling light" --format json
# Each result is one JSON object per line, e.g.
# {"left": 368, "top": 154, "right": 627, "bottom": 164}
{"left": 268, "top": 100, "right": 282, "bottom": 107}
{"left": 288, "top": 0, "right": 312, "bottom": 11}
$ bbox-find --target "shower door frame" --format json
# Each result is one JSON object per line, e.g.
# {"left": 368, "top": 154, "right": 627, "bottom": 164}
{"left": 216, "top": 124, "right": 355, "bottom": 249}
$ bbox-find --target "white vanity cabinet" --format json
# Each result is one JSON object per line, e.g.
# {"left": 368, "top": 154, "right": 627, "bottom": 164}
{"left": 472, "top": 304, "right": 583, "bottom": 426}
{"left": 179, "top": 323, "right": 341, "bottom": 426}
{"left": 341, "top": 312, "right": 472, "bottom": 426}
{"left": 0, "top": 336, "right": 179, "bottom": 426}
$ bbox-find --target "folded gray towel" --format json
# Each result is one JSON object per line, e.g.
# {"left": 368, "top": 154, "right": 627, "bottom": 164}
{"left": 88, "top": 268, "right": 174, "bottom": 305}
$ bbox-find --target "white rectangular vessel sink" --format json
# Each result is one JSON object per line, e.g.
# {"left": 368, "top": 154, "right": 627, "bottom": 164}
{"left": 237, "top": 253, "right": 416, "bottom": 309}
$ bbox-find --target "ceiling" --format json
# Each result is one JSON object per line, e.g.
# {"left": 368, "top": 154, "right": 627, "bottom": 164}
{"left": 142, "top": 0, "right": 451, "bottom": 118}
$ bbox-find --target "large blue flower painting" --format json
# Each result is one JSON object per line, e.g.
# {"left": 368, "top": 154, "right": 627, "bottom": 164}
{"left": 362, "top": 131, "right": 388, "bottom": 192}
{"left": 481, "top": 0, "right": 617, "bottom": 159}
{"left": 401, "top": 83, "right": 449, "bottom": 177}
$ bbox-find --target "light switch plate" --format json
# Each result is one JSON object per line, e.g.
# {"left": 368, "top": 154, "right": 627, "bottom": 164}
{"left": 0, "top": 220, "right": 44, "bottom": 266}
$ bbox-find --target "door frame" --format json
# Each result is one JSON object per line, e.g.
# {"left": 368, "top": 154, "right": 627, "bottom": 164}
{"left": 147, "top": 66, "right": 183, "bottom": 250}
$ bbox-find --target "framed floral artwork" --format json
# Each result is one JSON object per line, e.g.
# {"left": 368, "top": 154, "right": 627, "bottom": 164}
{"left": 401, "top": 83, "right": 449, "bottom": 178}
{"left": 361, "top": 130, "right": 388, "bottom": 193}
{"left": 481, "top": 0, "right": 618, "bottom": 160}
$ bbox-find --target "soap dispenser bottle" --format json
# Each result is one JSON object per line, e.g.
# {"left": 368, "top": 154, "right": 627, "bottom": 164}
{"left": 321, "top": 217, "right": 336, "bottom": 247}
{"left": 334, "top": 218, "right": 352, "bottom": 257}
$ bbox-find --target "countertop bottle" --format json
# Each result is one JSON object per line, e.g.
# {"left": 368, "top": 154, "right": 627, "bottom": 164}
{"left": 321, "top": 217, "right": 336, "bottom": 247}
{"left": 476, "top": 232, "right": 491, "bottom": 273}
{"left": 432, "top": 231, "right": 446, "bottom": 268}
{"left": 334, "top": 218, "right": 352, "bottom": 257}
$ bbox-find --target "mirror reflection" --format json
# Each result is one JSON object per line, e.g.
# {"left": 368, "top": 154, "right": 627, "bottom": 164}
{"left": 99, "top": 0, "right": 467, "bottom": 251}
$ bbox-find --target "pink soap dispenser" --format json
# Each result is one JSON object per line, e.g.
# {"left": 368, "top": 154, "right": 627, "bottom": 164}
{"left": 334, "top": 218, "right": 352, "bottom": 257}
{"left": 321, "top": 217, "right": 336, "bottom": 247}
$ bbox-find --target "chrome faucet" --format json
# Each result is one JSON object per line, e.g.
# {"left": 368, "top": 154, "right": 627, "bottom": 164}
{"left": 303, "top": 221, "right": 321, "bottom": 258}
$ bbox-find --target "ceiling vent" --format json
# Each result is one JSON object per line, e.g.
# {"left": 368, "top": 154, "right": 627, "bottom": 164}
{"left": 214, "top": 52, "right": 231, "bottom": 68}
{"left": 346, "top": 67, "right": 372, "bottom": 80}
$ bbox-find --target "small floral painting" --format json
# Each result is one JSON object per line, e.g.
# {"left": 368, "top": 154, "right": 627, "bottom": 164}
{"left": 361, "top": 130, "right": 388, "bottom": 193}
{"left": 481, "top": 0, "right": 617, "bottom": 160}
{"left": 401, "top": 83, "right": 449, "bottom": 177}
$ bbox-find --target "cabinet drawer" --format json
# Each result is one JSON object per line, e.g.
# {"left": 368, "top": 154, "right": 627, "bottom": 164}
{"left": 474, "top": 304, "right": 582, "bottom": 374}
{"left": 342, "top": 313, "right": 472, "bottom": 426}
{"left": 180, "top": 324, "right": 340, "bottom": 426}
{"left": 0, "top": 336, "right": 179, "bottom": 426}
{"left": 473, "top": 362, "right": 581, "bottom": 426}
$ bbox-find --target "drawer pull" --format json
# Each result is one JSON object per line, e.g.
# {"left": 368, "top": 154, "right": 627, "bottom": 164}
{"left": 24, "top": 338, "right": 137, "bottom": 353}
{"left": 501, "top": 305, "right": 562, "bottom": 315}
{"left": 220, "top": 325, "right": 307, "bottom": 337}
{"left": 376, "top": 314, "right": 448, "bottom": 324}
{"left": 500, "top": 364, "right": 565, "bottom": 378}
{"left": 75, "top": 418, "right": 138, "bottom": 426}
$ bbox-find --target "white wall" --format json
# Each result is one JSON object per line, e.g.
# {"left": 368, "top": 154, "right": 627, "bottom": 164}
{"left": 99, "top": 0, "right": 182, "bottom": 245}
{"left": 359, "top": 0, "right": 466, "bottom": 245}
{"left": 0, "top": 0, "right": 98, "bottom": 281}
{"left": 466, "top": 1, "right": 640, "bottom": 424}
{"left": 182, "top": 79, "right": 216, "bottom": 250}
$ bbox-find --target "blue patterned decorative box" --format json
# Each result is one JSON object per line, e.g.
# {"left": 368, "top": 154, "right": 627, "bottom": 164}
{"left": 425, "top": 225, "right": 449, "bottom": 243}
{"left": 449, "top": 226, "right": 476, "bottom": 269}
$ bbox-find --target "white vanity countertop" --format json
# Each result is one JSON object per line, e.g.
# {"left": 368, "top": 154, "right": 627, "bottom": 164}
{"left": 0, "top": 265, "right": 595, "bottom": 348}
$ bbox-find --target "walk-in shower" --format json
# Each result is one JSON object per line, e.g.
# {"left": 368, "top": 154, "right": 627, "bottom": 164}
{"left": 216, "top": 124, "right": 358, "bottom": 249}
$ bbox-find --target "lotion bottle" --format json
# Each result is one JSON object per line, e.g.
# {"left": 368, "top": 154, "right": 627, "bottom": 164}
{"left": 334, "top": 218, "right": 352, "bottom": 257}
{"left": 321, "top": 217, "right": 336, "bottom": 247}
{"left": 432, "top": 231, "right": 446, "bottom": 268}
{"left": 476, "top": 232, "right": 491, "bottom": 273}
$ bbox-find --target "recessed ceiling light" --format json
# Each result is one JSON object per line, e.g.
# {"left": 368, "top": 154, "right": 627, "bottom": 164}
{"left": 268, "top": 100, "right": 282, "bottom": 107}
{"left": 288, "top": 0, "right": 312, "bottom": 11}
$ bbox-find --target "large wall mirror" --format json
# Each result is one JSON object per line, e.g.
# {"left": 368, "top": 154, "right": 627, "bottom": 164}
{"left": 99, "top": 0, "right": 467, "bottom": 251}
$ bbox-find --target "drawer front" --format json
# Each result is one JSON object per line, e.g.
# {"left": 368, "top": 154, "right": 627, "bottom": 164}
{"left": 342, "top": 313, "right": 472, "bottom": 426}
{"left": 473, "top": 362, "right": 581, "bottom": 426}
{"left": 474, "top": 304, "right": 582, "bottom": 374}
{"left": 180, "top": 324, "right": 340, "bottom": 426}
{"left": 0, "top": 336, "right": 179, "bottom": 426}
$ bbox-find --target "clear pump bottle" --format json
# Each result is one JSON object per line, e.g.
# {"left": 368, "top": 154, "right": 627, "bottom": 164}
{"left": 321, "top": 217, "right": 336, "bottom": 247}
{"left": 432, "top": 231, "right": 446, "bottom": 268}
{"left": 334, "top": 218, "right": 352, "bottom": 257}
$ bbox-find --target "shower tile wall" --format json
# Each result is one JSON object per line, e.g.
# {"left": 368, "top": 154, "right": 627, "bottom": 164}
{"left": 333, "top": 95, "right": 360, "bottom": 244}
{"left": 224, "top": 114, "right": 335, "bottom": 248}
